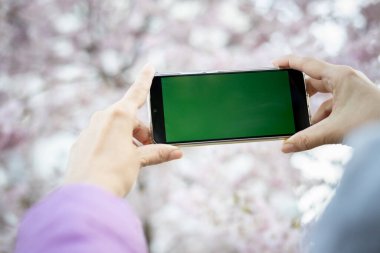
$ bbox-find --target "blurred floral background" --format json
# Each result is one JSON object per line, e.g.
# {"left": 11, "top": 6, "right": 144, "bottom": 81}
{"left": 0, "top": 0, "right": 379, "bottom": 252}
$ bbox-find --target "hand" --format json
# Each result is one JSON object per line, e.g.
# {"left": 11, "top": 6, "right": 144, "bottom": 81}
{"left": 64, "top": 65, "right": 183, "bottom": 197}
{"left": 273, "top": 55, "right": 380, "bottom": 153}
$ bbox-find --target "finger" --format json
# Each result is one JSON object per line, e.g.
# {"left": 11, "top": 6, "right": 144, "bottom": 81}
{"left": 116, "top": 64, "right": 155, "bottom": 110}
{"left": 305, "top": 77, "right": 318, "bottom": 96}
{"left": 138, "top": 144, "right": 183, "bottom": 167}
{"left": 132, "top": 137, "right": 143, "bottom": 147}
{"left": 133, "top": 120, "right": 152, "bottom": 145}
{"left": 281, "top": 118, "right": 340, "bottom": 153}
{"left": 305, "top": 78, "right": 330, "bottom": 96}
{"left": 272, "top": 55, "right": 334, "bottom": 92}
{"left": 311, "top": 98, "right": 333, "bottom": 125}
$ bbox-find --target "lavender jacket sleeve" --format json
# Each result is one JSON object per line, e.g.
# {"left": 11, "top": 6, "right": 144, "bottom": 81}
{"left": 14, "top": 184, "right": 148, "bottom": 253}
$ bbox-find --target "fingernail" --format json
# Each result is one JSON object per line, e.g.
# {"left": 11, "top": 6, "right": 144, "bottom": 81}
{"left": 169, "top": 149, "right": 182, "bottom": 160}
{"left": 282, "top": 142, "right": 296, "bottom": 153}
{"left": 143, "top": 63, "right": 155, "bottom": 73}
{"left": 144, "top": 62, "right": 154, "bottom": 68}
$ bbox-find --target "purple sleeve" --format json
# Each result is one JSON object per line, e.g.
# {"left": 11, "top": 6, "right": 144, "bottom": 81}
{"left": 14, "top": 184, "right": 148, "bottom": 253}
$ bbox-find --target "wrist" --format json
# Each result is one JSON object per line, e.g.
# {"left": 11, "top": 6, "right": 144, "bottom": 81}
{"left": 64, "top": 173, "right": 132, "bottom": 198}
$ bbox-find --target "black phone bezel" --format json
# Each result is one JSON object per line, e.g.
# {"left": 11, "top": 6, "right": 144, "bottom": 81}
{"left": 150, "top": 69, "right": 310, "bottom": 144}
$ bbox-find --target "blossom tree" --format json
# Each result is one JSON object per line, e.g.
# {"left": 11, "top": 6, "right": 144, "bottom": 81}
{"left": 0, "top": 0, "right": 379, "bottom": 252}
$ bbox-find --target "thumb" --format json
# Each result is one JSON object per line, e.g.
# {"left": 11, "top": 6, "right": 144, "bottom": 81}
{"left": 137, "top": 144, "right": 183, "bottom": 166}
{"left": 282, "top": 119, "right": 339, "bottom": 153}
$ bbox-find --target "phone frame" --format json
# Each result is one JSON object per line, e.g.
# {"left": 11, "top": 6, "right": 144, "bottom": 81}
{"left": 149, "top": 68, "right": 310, "bottom": 146}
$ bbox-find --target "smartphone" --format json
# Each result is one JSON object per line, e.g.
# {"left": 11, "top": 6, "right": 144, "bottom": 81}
{"left": 149, "top": 69, "right": 310, "bottom": 145}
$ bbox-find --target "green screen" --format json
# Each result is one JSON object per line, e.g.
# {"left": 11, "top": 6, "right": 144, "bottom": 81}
{"left": 161, "top": 71, "right": 295, "bottom": 142}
